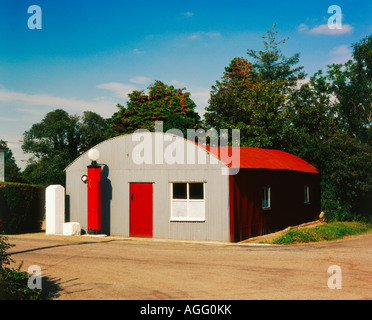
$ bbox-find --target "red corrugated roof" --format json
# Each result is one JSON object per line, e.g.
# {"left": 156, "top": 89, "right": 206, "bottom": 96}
{"left": 199, "top": 146, "right": 318, "bottom": 173}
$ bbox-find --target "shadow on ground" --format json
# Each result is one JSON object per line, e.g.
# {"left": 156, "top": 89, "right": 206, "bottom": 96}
{"left": 41, "top": 275, "right": 63, "bottom": 299}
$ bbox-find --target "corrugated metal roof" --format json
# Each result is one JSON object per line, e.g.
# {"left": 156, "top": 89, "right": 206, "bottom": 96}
{"left": 201, "top": 146, "right": 318, "bottom": 173}
{"left": 65, "top": 132, "right": 318, "bottom": 174}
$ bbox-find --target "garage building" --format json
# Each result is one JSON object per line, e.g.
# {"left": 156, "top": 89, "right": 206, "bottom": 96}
{"left": 65, "top": 132, "right": 320, "bottom": 242}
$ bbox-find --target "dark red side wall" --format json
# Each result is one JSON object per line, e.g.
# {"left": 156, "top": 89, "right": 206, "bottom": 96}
{"left": 229, "top": 169, "right": 320, "bottom": 242}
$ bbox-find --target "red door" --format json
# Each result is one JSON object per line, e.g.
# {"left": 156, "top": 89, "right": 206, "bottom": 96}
{"left": 130, "top": 183, "right": 153, "bottom": 237}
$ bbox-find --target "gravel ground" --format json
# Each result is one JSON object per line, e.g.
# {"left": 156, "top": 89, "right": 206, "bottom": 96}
{"left": 6, "top": 230, "right": 372, "bottom": 300}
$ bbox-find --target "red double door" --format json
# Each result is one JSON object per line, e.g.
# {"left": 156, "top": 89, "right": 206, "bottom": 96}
{"left": 129, "top": 183, "right": 153, "bottom": 237}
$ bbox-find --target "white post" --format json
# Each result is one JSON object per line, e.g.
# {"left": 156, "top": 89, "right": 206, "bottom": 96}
{"left": 45, "top": 185, "right": 65, "bottom": 234}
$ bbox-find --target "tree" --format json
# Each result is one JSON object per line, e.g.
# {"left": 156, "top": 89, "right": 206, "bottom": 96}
{"left": 23, "top": 109, "right": 80, "bottom": 163}
{"left": 22, "top": 109, "right": 109, "bottom": 186}
{"left": 286, "top": 80, "right": 372, "bottom": 220}
{"left": 314, "top": 35, "right": 372, "bottom": 144}
{"left": 109, "top": 80, "right": 201, "bottom": 137}
{"left": 204, "top": 25, "right": 306, "bottom": 149}
{"left": 285, "top": 35, "right": 372, "bottom": 221}
{"left": 204, "top": 57, "right": 293, "bottom": 150}
{"left": 246, "top": 23, "right": 306, "bottom": 87}
{"left": 79, "top": 111, "right": 110, "bottom": 153}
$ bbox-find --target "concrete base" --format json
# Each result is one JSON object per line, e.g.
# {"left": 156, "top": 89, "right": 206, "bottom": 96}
{"left": 82, "top": 234, "right": 107, "bottom": 237}
{"left": 63, "top": 222, "right": 81, "bottom": 236}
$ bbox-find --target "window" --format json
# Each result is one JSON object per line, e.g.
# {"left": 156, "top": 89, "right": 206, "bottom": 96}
{"left": 304, "top": 186, "right": 310, "bottom": 204}
{"left": 262, "top": 187, "right": 271, "bottom": 209}
{"left": 173, "top": 183, "right": 187, "bottom": 199}
{"left": 171, "top": 182, "right": 205, "bottom": 221}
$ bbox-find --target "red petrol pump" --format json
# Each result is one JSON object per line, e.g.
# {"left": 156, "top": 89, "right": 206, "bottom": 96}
{"left": 86, "top": 148, "right": 102, "bottom": 235}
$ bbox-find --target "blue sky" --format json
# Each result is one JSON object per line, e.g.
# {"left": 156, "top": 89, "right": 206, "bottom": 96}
{"left": 1, "top": 0, "right": 372, "bottom": 169}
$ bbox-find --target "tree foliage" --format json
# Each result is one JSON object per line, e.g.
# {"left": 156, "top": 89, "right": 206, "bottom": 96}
{"left": 204, "top": 57, "right": 290, "bottom": 149}
{"left": 22, "top": 109, "right": 109, "bottom": 186}
{"left": 246, "top": 23, "right": 306, "bottom": 87}
{"left": 205, "top": 26, "right": 372, "bottom": 221}
{"left": 204, "top": 24, "right": 303, "bottom": 150}
{"left": 285, "top": 35, "right": 372, "bottom": 221}
{"left": 109, "top": 80, "right": 201, "bottom": 137}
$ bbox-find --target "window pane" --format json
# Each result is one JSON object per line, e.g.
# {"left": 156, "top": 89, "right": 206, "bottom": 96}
{"left": 189, "top": 201, "right": 205, "bottom": 219}
{"left": 262, "top": 187, "right": 270, "bottom": 208}
{"left": 304, "top": 186, "right": 309, "bottom": 203}
{"left": 189, "top": 183, "right": 204, "bottom": 200}
{"left": 173, "top": 183, "right": 187, "bottom": 199}
{"left": 172, "top": 201, "right": 188, "bottom": 218}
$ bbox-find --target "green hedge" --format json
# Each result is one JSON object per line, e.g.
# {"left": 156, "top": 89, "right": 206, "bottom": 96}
{"left": 0, "top": 182, "right": 44, "bottom": 234}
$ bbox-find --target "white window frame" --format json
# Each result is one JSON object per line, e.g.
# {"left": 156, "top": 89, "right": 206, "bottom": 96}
{"left": 304, "top": 185, "right": 310, "bottom": 204}
{"left": 170, "top": 182, "right": 206, "bottom": 222}
{"left": 262, "top": 186, "right": 271, "bottom": 209}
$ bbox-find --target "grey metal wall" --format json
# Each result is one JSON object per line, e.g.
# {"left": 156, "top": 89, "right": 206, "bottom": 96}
{"left": 65, "top": 132, "right": 230, "bottom": 241}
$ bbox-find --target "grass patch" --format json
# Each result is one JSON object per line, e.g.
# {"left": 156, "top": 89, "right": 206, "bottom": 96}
{"left": 271, "top": 222, "right": 372, "bottom": 245}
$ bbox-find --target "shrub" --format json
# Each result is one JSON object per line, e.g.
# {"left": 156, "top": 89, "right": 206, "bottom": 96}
{"left": 0, "top": 182, "right": 44, "bottom": 234}
{"left": 0, "top": 266, "right": 43, "bottom": 300}
{"left": 0, "top": 233, "right": 43, "bottom": 300}
{"left": 0, "top": 233, "right": 14, "bottom": 268}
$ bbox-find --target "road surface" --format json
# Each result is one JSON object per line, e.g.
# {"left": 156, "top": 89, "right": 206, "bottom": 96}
{"left": 7, "top": 233, "right": 372, "bottom": 300}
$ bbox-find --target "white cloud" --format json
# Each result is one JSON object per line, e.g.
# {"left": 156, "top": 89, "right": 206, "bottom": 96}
{"left": 328, "top": 45, "right": 353, "bottom": 64}
{"left": 170, "top": 80, "right": 186, "bottom": 87}
{"left": 0, "top": 116, "right": 19, "bottom": 122}
{"left": 0, "top": 88, "right": 117, "bottom": 117}
{"left": 329, "top": 44, "right": 351, "bottom": 56}
{"left": 298, "top": 24, "right": 309, "bottom": 32}
{"left": 189, "top": 89, "right": 210, "bottom": 115}
{"left": 0, "top": 87, "right": 123, "bottom": 169}
{"left": 205, "top": 32, "right": 221, "bottom": 38}
{"left": 16, "top": 108, "right": 46, "bottom": 116}
{"left": 132, "top": 48, "right": 145, "bottom": 55}
{"left": 186, "top": 31, "right": 221, "bottom": 41}
{"left": 188, "top": 33, "right": 201, "bottom": 40}
{"left": 182, "top": 12, "right": 194, "bottom": 17}
{"left": 129, "top": 76, "right": 152, "bottom": 85}
{"left": 298, "top": 23, "right": 353, "bottom": 35}
{"left": 96, "top": 82, "right": 137, "bottom": 99}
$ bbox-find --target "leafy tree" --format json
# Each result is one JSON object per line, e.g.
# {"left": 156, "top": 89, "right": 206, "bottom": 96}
{"left": 22, "top": 109, "right": 109, "bottom": 186}
{"left": 285, "top": 35, "right": 372, "bottom": 221}
{"left": 313, "top": 35, "right": 372, "bottom": 144}
{"left": 284, "top": 74, "right": 340, "bottom": 157}
{"left": 205, "top": 26, "right": 371, "bottom": 221}
{"left": 204, "top": 57, "right": 291, "bottom": 149}
{"left": 79, "top": 111, "right": 110, "bottom": 153}
{"left": 204, "top": 24, "right": 306, "bottom": 149}
{"left": 286, "top": 79, "right": 371, "bottom": 221}
{"left": 109, "top": 80, "right": 201, "bottom": 137}
{"left": 23, "top": 109, "right": 80, "bottom": 162}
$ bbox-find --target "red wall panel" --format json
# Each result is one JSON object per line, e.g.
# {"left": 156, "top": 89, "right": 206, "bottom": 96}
{"left": 230, "top": 169, "right": 320, "bottom": 242}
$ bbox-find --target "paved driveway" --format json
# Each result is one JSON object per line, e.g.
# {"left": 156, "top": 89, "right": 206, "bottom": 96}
{"left": 7, "top": 233, "right": 372, "bottom": 300}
